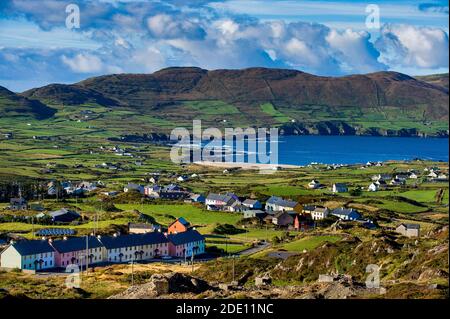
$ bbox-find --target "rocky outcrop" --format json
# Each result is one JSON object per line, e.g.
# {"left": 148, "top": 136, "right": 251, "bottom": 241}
{"left": 109, "top": 273, "right": 214, "bottom": 299}
{"left": 280, "top": 122, "right": 449, "bottom": 137}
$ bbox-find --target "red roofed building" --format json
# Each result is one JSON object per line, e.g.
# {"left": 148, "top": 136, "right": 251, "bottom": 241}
{"left": 168, "top": 217, "right": 191, "bottom": 234}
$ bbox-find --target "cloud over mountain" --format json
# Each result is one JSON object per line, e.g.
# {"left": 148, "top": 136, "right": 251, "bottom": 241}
{"left": 0, "top": 0, "right": 448, "bottom": 91}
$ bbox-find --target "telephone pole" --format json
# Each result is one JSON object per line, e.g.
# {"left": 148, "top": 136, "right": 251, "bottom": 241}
{"left": 85, "top": 235, "right": 89, "bottom": 275}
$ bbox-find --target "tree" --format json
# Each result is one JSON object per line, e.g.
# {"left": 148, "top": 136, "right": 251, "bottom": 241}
{"left": 271, "top": 236, "right": 281, "bottom": 245}
{"left": 350, "top": 187, "right": 363, "bottom": 196}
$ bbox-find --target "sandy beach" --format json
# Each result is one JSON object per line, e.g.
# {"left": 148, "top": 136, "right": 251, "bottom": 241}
{"left": 193, "top": 161, "right": 301, "bottom": 170}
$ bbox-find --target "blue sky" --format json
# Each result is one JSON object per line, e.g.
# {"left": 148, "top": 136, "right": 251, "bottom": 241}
{"left": 0, "top": 0, "right": 448, "bottom": 92}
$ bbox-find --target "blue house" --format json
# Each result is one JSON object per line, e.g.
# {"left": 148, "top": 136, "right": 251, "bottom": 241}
{"left": 331, "top": 208, "right": 361, "bottom": 221}
{"left": 189, "top": 193, "right": 205, "bottom": 203}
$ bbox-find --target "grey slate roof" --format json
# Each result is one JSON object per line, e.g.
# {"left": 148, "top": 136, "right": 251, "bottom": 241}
{"left": 11, "top": 240, "right": 54, "bottom": 255}
{"left": 167, "top": 230, "right": 205, "bottom": 246}
{"left": 100, "top": 232, "right": 168, "bottom": 249}
{"left": 51, "top": 236, "right": 104, "bottom": 253}
{"left": 206, "top": 192, "right": 237, "bottom": 204}
{"left": 243, "top": 199, "right": 259, "bottom": 205}
{"left": 49, "top": 208, "right": 80, "bottom": 219}
{"left": 266, "top": 196, "right": 298, "bottom": 208}
{"left": 332, "top": 207, "right": 359, "bottom": 216}
{"left": 129, "top": 223, "right": 154, "bottom": 229}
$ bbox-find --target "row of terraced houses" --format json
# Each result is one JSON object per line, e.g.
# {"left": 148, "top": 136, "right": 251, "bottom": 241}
{"left": 0, "top": 228, "right": 205, "bottom": 271}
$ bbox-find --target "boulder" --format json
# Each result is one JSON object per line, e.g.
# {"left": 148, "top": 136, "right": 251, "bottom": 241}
{"left": 255, "top": 276, "right": 272, "bottom": 286}
{"left": 318, "top": 274, "right": 335, "bottom": 283}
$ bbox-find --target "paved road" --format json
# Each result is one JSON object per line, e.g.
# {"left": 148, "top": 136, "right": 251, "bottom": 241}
{"left": 238, "top": 242, "right": 271, "bottom": 256}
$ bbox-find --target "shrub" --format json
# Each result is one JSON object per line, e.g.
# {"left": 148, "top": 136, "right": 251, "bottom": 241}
{"left": 213, "top": 224, "right": 246, "bottom": 235}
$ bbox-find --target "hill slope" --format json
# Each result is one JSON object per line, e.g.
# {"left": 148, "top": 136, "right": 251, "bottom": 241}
{"left": 74, "top": 68, "right": 448, "bottom": 115}
{"left": 0, "top": 86, "right": 55, "bottom": 119}
{"left": 19, "top": 67, "right": 449, "bottom": 136}
{"left": 415, "top": 73, "right": 449, "bottom": 91}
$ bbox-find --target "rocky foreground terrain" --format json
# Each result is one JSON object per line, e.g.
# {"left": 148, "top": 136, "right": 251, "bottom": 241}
{"left": 110, "top": 226, "right": 449, "bottom": 299}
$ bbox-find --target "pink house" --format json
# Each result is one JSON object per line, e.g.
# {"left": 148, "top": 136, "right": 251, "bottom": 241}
{"left": 51, "top": 236, "right": 105, "bottom": 268}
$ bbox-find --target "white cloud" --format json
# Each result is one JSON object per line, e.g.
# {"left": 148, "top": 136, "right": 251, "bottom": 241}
{"left": 1, "top": 0, "right": 449, "bottom": 92}
{"left": 326, "top": 29, "right": 384, "bottom": 73}
{"left": 376, "top": 24, "right": 449, "bottom": 69}
{"left": 61, "top": 53, "right": 104, "bottom": 73}
{"left": 146, "top": 14, "right": 206, "bottom": 39}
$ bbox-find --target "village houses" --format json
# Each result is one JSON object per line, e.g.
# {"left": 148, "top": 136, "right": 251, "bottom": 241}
{"left": 332, "top": 183, "right": 348, "bottom": 193}
{"left": 0, "top": 216, "right": 206, "bottom": 271}
{"left": 205, "top": 193, "right": 241, "bottom": 212}
{"left": 265, "top": 196, "right": 301, "bottom": 213}
{"left": 100, "top": 232, "right": 170, "bottom": 262}
{"left": 242, "top": 199, "right": 262, "bottom": 210}
{"left": 331, "top": 208, "right": 361, "bottom": 221}
{"left": 303, "top": 205, "right": 329, "bottom": 220}
{"left": 51, "top": 236, "right": 104, "bottom": 267}
{"left": 271, "top": 211, "right": 294, "bottom": 227}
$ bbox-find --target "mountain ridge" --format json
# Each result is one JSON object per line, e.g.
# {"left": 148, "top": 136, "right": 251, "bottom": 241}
{"left": 0, "top": 86, "right": 56, "bottom": 119}
{"left": 22, "top": 67, "right": 448, "bottom": 115}
{"left": 6, "top": 67, "right": 450, "bottom": 137}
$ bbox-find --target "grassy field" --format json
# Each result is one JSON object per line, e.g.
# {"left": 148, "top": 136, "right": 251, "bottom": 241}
{"left": 115, "top": 204, "right": 242, "bottom": 229}
{"left": 260, "top": 103, "right": 291, "bottom": 123}
{"left": 206, "top": 243, "right": 249, "bottom": 254}
{"left": 281, "top": 235, "right": 342, "bottom": 252}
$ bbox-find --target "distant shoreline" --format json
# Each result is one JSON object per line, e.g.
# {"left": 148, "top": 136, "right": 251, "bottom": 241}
{"left": 193, "top": 161, "right": 301, "bottom": 170}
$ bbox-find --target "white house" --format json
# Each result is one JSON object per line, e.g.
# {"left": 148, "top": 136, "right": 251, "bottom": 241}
{"left": 428, "top": 171, "right": 438, "bottom": 178}
{"left": 409, "top": 173, "right": 418, "bottom": 179}
{"left": 0, "top": 239, "right": 55, "bottom": 270}
{"left": 303, "top": 205, "right": 329, "bottom": 220}
{"left": 205, "top": 193, "right": 238, "bottom": 210}
{"left": 177, "top": 175, "right": 189, "bottom": 182}
{"left": 368, "top": 183, "right": 379, "bottom": 192}
{"left": 308, "top": 180, "right": 321, "bottom": 189}
{"left": 395, "top": 223, "right": 420, "bottom": 238}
